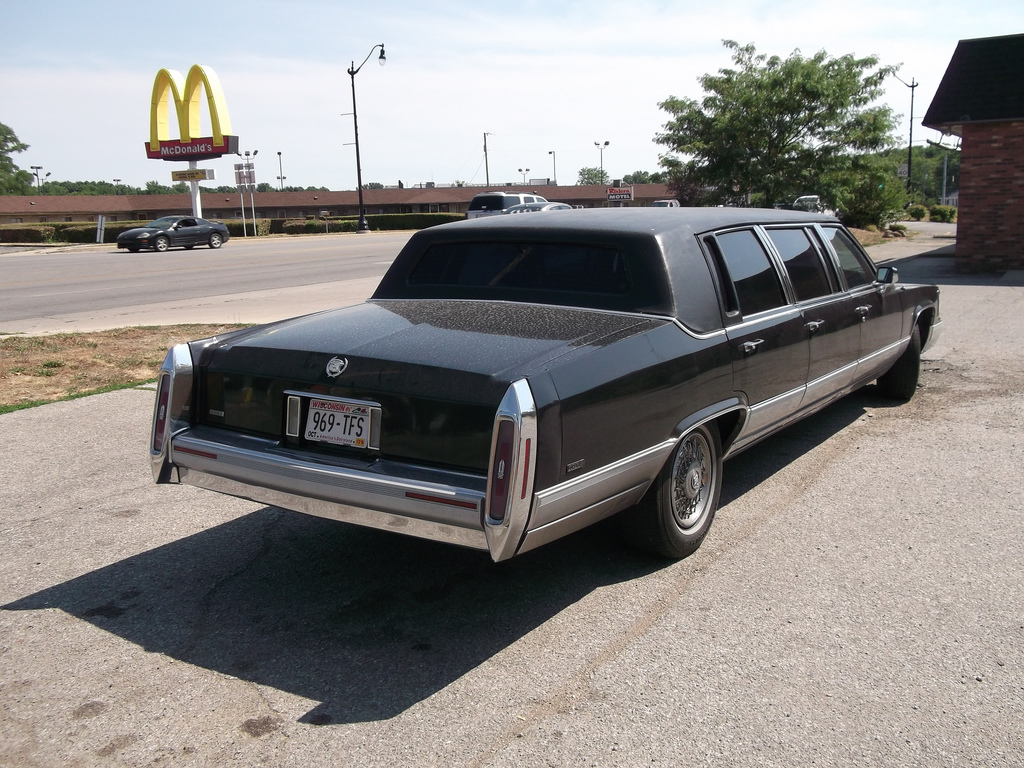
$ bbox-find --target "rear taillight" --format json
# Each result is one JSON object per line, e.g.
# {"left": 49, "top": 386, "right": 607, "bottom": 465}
{"left": 483, "top": 379, "right": 537, "bottom": 562}
{"left": 487, "top": 420, "right": 516, "bottom": 522}
{"left": 152, "top": 374, "right": 170, "bottom": 453}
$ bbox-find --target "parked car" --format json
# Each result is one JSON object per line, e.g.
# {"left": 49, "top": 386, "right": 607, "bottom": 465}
{"left": 790, "top": 195, "right": 836, "bottom": 215}
{"left": 504, "top": 202, "right": 573, "bottom": 214}
{"left": 150, "top": 209, "right": 941, "bottom": 562}
{"left": 466, "top": 191, "right": 548, "bottom": 219}
{"left": 117, "top": 216, "right": 229, "bottom": 252}
{"left": 651, "top": 199, "right": 681, "bottom": 207}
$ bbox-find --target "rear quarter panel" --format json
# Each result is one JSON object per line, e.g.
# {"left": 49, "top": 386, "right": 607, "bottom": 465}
{"left": 542, "top": 323, "right": 732, "bottom": 486}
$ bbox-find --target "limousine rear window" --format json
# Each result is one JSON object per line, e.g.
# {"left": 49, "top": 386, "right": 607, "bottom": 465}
{"left": 408, "top": 241, "right": 631, "bottom": 295}
{"left": 714, "top": 229, "right": 787, "bottom": 316}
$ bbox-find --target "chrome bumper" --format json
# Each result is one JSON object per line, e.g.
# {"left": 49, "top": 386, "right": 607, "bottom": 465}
{"left": 170, "top": 428, "right": 490, "bottom": 552}
{"left": 149, "top": 343, "right": 538, "bottom": 561}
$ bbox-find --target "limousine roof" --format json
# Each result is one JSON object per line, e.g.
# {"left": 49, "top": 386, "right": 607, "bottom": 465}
{"left": 373, "top": 207, "right": 840, "bottom": 333}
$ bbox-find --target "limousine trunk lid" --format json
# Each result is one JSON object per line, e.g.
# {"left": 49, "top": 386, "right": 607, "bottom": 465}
{"left": 197, "top": 299, "right": 664, "bottom": 473}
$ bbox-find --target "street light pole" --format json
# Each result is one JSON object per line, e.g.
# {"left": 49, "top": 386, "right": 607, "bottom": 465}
{"left": 548, "top": 150, "right": 557, "bottom": 185}
{"left": 348, "top": 43, "right": 386, "bottom": 233}
{"left": 277, "top": 151, "right": 286, "bottom": 190}
{"left": 30, "top": 166, "right": 48, "bottom": 191}
{"left": 594, "top": 141, "right": 609, "bottom": 175}
{"left": 113, "top": 178, "right": 121, "bottom": 195}
{"left": 518, "top": 168, "right": 530, "bottom": 184}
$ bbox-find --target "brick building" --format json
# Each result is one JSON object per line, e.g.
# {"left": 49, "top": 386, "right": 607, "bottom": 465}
{"left": 0, "top": 184, "right": 674, "bottom": 226}
{"left": 923, "top": 33, "right": 1024, "bottom": 273}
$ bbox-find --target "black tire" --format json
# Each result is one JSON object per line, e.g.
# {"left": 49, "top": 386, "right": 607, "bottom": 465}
{"left": 154, "top": 236, "right": 169, "bottom": 252}
{"left": 877, "top": 324, "right": 921, "bottom": 400}
{"left": 208, "top": 232, "right": 223, "bottom": 249}
{"left": 620, "top": 423, "right": 723, "bottom": 559}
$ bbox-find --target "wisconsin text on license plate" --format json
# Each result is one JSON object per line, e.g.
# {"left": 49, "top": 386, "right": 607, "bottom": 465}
{"left": 306, "top": 398, "right": 371, "bottom": 447}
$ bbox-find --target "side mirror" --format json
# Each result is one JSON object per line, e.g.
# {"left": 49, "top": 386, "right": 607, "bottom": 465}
{"left": 877, "top": 266, "right": 899, "bottom": 285}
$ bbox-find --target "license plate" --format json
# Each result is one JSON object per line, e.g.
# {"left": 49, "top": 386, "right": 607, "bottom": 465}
{"left": 305, "top": 397, "right": 374, "bottom": 448}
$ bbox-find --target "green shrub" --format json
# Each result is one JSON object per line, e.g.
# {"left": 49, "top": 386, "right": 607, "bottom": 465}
{"left": 57, "top": 224, "right": 105, "bottom": 243}
{"left": 220, "top": 218, "right": 271, "bottom": 237}
{"left": 0, "top": 225, "right": 56, "bottom": 243}
{"left": 907, "top": 205, "right": 927, "bottom": 221}
{"left": 365, "top": 213, "right": 463, "bottom": 230}
{"left": 889, "top": 223, "right": 908, "bottom": 234}
{"left": 929, "top": 205, "right": 957, "bottom": 223}
{"left": 277, "top": 213, "right": 462, "bottom": 235}
{"left": 282, "top": 219, "right": 322, "bottom": 234}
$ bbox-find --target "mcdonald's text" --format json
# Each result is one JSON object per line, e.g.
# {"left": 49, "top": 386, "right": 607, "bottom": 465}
{"left": 145, "top": 135, "right": 239, "bottom": 161}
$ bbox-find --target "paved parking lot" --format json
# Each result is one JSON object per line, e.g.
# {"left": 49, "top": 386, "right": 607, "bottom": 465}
{"left": 1, "top": 239, "right": 1022, "bottom": 766}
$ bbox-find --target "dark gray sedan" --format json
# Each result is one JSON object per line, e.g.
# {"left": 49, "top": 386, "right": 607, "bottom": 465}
{"left": 116, "top": 216, "right": 229, "bottom": 252}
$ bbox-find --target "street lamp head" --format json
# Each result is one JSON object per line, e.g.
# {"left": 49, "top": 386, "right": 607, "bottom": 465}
{"left": 378, "top": 44, "right": 386, "bottom": 66}
{"left": 252, "top": 150, "right": 259, "bottom": 157}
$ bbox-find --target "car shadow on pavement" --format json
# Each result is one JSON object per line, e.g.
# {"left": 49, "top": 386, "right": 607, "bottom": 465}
{"left": 890, "top": 250, "right": 1024, "bottom": 288}
{"left": 4, "top": 390, "right": 875, "bottom": 726}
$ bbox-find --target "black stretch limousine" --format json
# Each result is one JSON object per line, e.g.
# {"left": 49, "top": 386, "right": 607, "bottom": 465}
{"left": 150, "top": 208, "right": 942, "bottom": 561}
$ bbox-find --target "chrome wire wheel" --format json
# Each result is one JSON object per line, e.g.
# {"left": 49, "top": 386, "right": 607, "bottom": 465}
{"left": 669, "top": 430, "right": 713, "bottom": 532}
{"left": 619, "top": 422, "right": 722, "bottom": 559}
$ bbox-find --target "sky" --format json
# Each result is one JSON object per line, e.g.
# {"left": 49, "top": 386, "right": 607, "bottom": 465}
{"left": 2, "top": 0, "right": 1022, "bottom": 193}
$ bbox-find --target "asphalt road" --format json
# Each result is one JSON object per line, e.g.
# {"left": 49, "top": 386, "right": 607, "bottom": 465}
{"left": 0, "top": 232, "right": 413, "bottom": 334}
{"left": 1, "top": 229, "right": 1023, "bottom": 766}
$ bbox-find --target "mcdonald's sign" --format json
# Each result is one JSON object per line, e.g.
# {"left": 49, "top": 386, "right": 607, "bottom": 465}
{"left": 145, "top": 64, "right": 239, "bottom": 160}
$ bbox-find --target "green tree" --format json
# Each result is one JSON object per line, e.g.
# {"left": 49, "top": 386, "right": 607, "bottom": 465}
{"left": 622, "top": 170, "right": 666, "bottom": 185}
{"left": 830, "top": 154, "right": 908, "bottom": 228}
{"left": 0, "top": 122, "right": 34, "bottom": 195}
{"left": 576, "top": 167, "right": 609, "bottom": 185}
{"left": 882, "top": 143, "right": 960, "bottom": 204}
{"left": 142, "top": 180, "right": 188, "bottom": 195}
{"left": 656, "top": 40, "right": 898, "bottom": 214}
{"left": 35, "top": 180, "right": 142, "bottom": 196}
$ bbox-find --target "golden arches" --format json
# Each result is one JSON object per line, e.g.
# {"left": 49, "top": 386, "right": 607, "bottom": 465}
{"left": 149, "top": 65, "right": 232, "bottom": 151}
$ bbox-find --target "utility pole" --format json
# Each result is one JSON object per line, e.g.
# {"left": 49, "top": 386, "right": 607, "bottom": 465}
{"left": 895, "top": 75, "right": 917, "bottom": 194}
{"left": 484, "top": 132, "right": 492, "bottom": 187}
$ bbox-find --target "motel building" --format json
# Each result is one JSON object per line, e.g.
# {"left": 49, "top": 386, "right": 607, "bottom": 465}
{"left": 0, "top": 184, "right": 676, "bottom": 227}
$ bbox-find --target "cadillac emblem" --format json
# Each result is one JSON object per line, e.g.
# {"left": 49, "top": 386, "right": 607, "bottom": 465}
{"left": 325, "top": 356, "right": 348, "bottom": 378}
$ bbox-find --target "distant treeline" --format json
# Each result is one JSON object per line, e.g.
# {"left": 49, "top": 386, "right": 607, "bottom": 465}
{"left": 24, "top": 180, "right": 332, "bottom": 196}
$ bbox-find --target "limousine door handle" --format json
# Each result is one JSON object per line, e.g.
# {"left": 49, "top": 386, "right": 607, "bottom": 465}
{"left": 855, "top": 305, "right": 872, "bottom": 323}
{"left": 805, "top": 320, "right": 824, "bottom": 333}
{"left": 740, "top": 339, "right": 765, "bottom": 355}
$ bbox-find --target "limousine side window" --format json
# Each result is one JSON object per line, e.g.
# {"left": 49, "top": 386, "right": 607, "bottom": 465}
{"left": 764, "top": 228, "right": 833, "bottom": 302}
{"left": 714, "top": 229, "right": 787, "bottom": 316}
{"left": 819, "top": 226, "right": 875, "bottom": 288}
